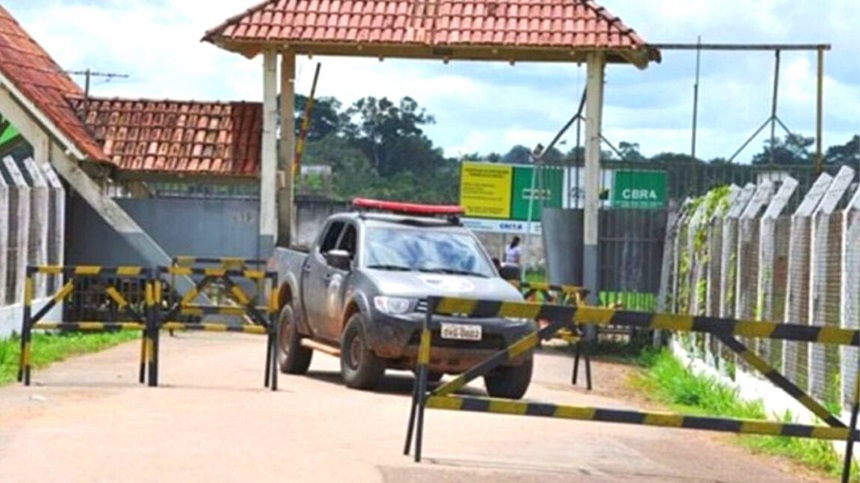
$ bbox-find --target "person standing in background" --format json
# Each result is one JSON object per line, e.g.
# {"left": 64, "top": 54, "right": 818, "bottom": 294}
{"left": 504, "top": 236, "right": 522, "bottom": 266}
{"left": 499, "top": 236, "right": 523, "bottom": 281}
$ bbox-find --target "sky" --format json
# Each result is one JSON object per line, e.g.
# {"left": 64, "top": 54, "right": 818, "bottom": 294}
{"left": 5, "top": 0, "right": 859, "bottom": 162}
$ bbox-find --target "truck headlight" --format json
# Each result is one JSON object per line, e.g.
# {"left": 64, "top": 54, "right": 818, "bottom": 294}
{"left": 374, "top": 296, "right": 413, "bottom": 315}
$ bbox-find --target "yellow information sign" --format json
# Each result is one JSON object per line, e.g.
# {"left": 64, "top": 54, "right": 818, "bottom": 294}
{"left": 460, "top": 162, "right": 513, "bottom": 219}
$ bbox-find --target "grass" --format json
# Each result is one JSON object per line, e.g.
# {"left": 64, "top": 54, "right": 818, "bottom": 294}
{"left": 0, "top": 330, "right": 140, "bottom": 386}
{"left": 632, "top": 350, "right": 859, "bottom": 481}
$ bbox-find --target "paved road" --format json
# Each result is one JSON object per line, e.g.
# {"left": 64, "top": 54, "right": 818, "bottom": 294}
{"left": 0, "top": 333, "right": 826, "bottom": 482}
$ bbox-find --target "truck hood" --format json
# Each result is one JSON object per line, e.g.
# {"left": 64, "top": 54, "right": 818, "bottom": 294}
{"left": 362, "top": 270, "right": 524, "bottom": 302}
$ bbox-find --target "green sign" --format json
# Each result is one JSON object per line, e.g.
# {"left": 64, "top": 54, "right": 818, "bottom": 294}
{"left": 611, "top": 170, "right": 667, "bottom": 209}
{"left": 511, "top": 166, "right": 563, "bottom": 221}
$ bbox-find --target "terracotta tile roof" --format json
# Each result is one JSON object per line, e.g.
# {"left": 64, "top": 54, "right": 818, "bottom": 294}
{"left": 204, "top": 0, "right": 658, "bottom": 66}
{"left": 0, "top": 5, "right": 108, "bottom": 163}
{"left": 71, "top": 98, "right": 263, "bottom": 177}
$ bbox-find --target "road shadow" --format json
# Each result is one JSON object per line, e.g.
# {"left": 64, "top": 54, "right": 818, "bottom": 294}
{"left": 302, "top": 370, "right": 487, "bottom": 398}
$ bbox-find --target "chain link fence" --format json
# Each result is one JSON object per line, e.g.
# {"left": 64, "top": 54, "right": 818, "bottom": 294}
{"left": 661, "top": 167, "right": 858, "bottom": 409}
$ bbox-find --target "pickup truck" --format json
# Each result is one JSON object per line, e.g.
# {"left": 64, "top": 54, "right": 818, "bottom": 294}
{"left": 269, "top": 199, "right": 536, "bottom": 399}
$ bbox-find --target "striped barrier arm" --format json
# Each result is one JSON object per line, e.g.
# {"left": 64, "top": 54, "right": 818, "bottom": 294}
{"left": 173, "top": 256, "right": 267, "bottom": 268}
{"left": 159, "top": 266, "right": 275, "bottom": 281}
{"left": 510, "top": 281, "right": 586, "bottom": 295}
{"left": 510, "top": 281, "right": 587, "bottom": 305}
{"left": 33, "top": 322, "right": 146, "bottom": 331}
{"left": 425, "top": 395, "right": 859, "bottom": 442}
{"left": 161, "top": 322, "right": 268, "bottom": 335}
{"left": 27, "top": 265, "right": 147, "bottom": 277}
{"left": 430, "top": 298, "right": 860, "bottom": 346}
{"left": 178, "top": 305, "right": 258, "bottom": 317}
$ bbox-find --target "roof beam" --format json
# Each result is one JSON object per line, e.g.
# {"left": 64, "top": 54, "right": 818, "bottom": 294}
{"left": 216, "top": 40, "right": 656, "bottom": 65}
{"left": 650, "top": 43, "right": 831, "bottom": 51}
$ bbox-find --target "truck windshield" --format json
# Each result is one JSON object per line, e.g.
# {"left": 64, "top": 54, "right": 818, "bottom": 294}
{"left": 364, "top": 227, "right": 494, "bottom": 277}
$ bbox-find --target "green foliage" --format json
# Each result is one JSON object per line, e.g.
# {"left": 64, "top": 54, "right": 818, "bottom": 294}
{"left": 751, "top": 134, "right": 814, "bottom": 165}
{"left": 0, "top": 331, "right": 139, "bottom": 386}
{"left": 293, "top": 94, "right": 343, "bottom": 141}
{"left": 633, "top": 350, "right": 858, "bottom": 480}
{"left": 286, "top": 88, "right": 858, "bottom": 206}
{"left": 825, "top": 135, "right": 860, "bottom": 167}
{"left": 296, "top": 95, "right": 457, "bottom": 203}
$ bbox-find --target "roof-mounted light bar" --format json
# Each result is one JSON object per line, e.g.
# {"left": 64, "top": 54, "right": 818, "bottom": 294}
{"left": 352, "top": 198, "right": 465, "bottom": 217}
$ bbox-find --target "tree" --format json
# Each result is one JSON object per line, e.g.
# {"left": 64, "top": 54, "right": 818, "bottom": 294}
{"left": 501, "top": 145, "right": 533, "bottom": 164}
{"left": 301, "top": 134, "right": 378, "bottom": 199}
{"left": 825, "top": 135, "right": 860, "bottom": 166}
{"left": 343, "top": 96, "right": 436, "bottom": 176}
{"left": 294, "top": 95, "right": 343, "bottom": 142}
{"left": 751, "top": 134, "right": 814, "bottom": 165}
{"left": 618, "top": 141, "right": 646, "bottom": 162}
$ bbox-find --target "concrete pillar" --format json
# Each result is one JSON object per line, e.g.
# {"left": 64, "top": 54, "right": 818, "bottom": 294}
{"left": 1, "top": 157, "right": 31, "bottom": 305}
{"left": 279, "top": 49, "right": 296, "bottom": 247}
{"left": 583, "top": 52, "right": 606, "bottom": 305}
{"left": 39, "top": 162, "right": 65, "bottom": 294}
{"left": 21, "top": 157, "right": 50, "bottom": 297}
{"left": 260, "top": 49, "right": 279, "bottom": 257}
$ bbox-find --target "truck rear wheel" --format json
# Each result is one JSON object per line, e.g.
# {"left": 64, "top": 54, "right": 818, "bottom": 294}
{"left": 340, "top": 313, "right": 385, "bottom": 390}
{"left": 278, "top": 305, "right": 313, "bottom": 374}
{"left": 483, "top": 356, "right": 533, "bottom": 399}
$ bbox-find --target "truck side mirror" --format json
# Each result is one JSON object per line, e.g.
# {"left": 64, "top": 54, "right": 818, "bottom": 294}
{"left": 325, "top": 249, "right": 352, "bottom": 271}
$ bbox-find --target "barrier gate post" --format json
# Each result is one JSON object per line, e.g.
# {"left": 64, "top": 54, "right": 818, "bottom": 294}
{"left": 404, "top": 296, "right": 860, "bottom": 469}
{"left": 154, "top": 265, "right": 279, "bottom": 391}
{"left": 18, "top": 266, "right": 153, "bottom": 386}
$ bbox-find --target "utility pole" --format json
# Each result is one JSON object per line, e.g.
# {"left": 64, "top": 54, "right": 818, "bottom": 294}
{"left": 65, "top": 69, "right": 129, "bottom": 98}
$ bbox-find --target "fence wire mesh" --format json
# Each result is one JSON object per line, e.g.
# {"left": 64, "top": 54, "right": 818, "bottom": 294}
{"left": 758, "top": 217, "right": 792, "bottom": 371}
{"left": 842, "top": 208, "right": 860, "bottom": 408}
{"left": 785, "top": 215, "right": 812, "bottom": 391}
{"left": 809, "top": 213, "right": 844, "bottom": 402}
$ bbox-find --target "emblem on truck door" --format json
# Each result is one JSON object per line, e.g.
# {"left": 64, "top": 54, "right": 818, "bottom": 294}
{"left": 419, "top": 275, "right": 475, "bottom": 293}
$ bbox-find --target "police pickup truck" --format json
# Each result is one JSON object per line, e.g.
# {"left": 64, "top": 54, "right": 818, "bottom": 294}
{"left": 269, "top": 198, "right": 535, "bottom": 399}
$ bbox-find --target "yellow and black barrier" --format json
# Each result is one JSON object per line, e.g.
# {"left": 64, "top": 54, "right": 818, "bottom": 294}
{"left": 509, "top": 281, "right": 594, "bottom": 390}
{"left": 18, "top": 263, "right": 280, "bottom": 392}
{"left": 403, "top": 296, "right": 860, "bottom": 482}
{"left": 154, "top": 265, "right": 279, "bottom": 390}
{"left": 171, "top": 256, "right": 268, "bottom": 269}
{"left": 509, "top": 280, "right": 588, "bottom": 305}
{"left": 18, "top": 265, "right": 156, "bottom": 387}
{"left": 424, "top": 394, "right": 857, "bottom": 440}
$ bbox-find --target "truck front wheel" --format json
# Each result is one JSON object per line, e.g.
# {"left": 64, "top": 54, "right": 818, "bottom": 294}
{"left": 340, "top": 313, "right": 385, "bottom": 390}
{"left": 278, "top": 305, "right": 313, "bottom": 374}
{"left": 483, "top": 356, "right": 533, "bottom": 399}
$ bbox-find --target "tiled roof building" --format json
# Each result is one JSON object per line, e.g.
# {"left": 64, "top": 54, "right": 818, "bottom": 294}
{"left": 73, "top": 98, "right": 262, "bottom": 177}
{"left": 204, "top": 0, "right": 658, "bottom": 67}
{"left": 0, "top": 5, "right": 263, "bottom": 177}
{"left": 0, "top": 5, "right": 108, "bottom": 163}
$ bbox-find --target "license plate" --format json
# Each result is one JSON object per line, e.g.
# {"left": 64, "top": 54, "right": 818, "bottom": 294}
{"left": 440, "top": 323, "right": 482, "bottom": 341}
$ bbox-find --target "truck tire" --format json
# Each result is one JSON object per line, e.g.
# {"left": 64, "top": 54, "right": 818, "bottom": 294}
{"left": 340, "top": 313, "right": 385, "bottom": 390}
{"left": 483, "top": 356, "right": 533, "bottom": 399}
{"left": 278, "top": 305, "right": 313, "bottom": 374}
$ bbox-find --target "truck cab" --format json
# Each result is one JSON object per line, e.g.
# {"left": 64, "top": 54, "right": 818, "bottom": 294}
{"left": 271, "top": 199, "right": 535, "bottom": 399}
